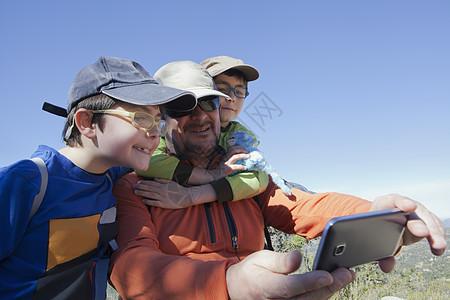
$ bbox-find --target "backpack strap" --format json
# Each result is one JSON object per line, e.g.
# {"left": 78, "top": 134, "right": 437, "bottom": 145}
{"left": 253, "top": 195, "right": 274, "bottom": 251}
{"left": 263, "top": 224, "right": 274, "bottom": 251}
{"left": 28, "top": 157, "right": 48, "bottom": 222}
{"left": 255, "top": 182, "right": 314, "bottom": 251}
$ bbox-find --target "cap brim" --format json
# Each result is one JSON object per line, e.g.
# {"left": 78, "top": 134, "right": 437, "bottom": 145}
{"left": 228, "top": 65, "right": 259, "bottom": 81}
{"left": 190, "top": 88, "right": 230, "bottom": 100}
{"left": 210, "top": 64, "right": 259, "bottom": 82}
{"left": 102, "top": 83, "right": 197, "bottom": 111}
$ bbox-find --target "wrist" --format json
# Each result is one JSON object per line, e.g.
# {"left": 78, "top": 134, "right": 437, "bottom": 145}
{"left": 187, "top": 184, "right": 217, "bottom": 206}
{"left": 188, "top": 168, "right": 216, "bottom": 185}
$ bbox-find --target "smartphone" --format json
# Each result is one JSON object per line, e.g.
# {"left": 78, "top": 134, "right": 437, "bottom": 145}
{"left": 312, "top": 208, "right": 410, "bottom": 272}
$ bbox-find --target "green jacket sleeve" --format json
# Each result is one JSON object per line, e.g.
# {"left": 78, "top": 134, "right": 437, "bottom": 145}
{"left": 135, "top": 137, "right": 193, "bottom": 185}
{"left": 218, "top": 122, "right": 269, "bottom": 202}
{"left": 137, "top": 122, "right": 270, "bottom": 202}
{"left": 225, "top": 171, "right": 269, "bottom": 201}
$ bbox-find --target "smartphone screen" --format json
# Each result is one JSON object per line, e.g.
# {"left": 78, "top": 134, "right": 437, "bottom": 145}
{"left": 312, "top": 209, "right": 409, "bottom": 272}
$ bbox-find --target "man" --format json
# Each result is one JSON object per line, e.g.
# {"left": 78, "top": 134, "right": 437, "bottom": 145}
{"left": 108, "top": 61, "right": 446, "bottom": 300}
{"left": 136, "top": 59, "right": 268, "bottom": 205}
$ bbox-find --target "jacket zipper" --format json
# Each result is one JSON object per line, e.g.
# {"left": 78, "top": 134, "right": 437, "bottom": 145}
{"left": 223, "top": 202, "right": 240, "bottom": 260}
{"left": 203, "top": 203, "right": 216, "bottom": 243}
{"left": 204, "top": 203, "right": 240, "bottom": 260}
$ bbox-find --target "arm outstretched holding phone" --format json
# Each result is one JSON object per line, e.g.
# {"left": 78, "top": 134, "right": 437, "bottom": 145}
{"left": 370, "top": 194, "right": 446, "bottom": 272}
{"left": 226, "top": 193, "right": 446, "bottom": 299}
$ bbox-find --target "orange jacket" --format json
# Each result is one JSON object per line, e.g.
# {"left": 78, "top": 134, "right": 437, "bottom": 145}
{"left": 109, "top": 173, "right": 371, "bottom": 299}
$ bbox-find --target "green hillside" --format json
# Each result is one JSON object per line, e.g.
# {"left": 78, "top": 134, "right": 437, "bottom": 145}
{"left": 107, "top": 228, "right": 449, "bottom": 299}
{"left": 276, "top": 228, "right": 449, "bottom": 300}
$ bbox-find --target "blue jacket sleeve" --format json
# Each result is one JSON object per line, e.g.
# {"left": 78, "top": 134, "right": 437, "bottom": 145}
{"left": 108, "top": 167, "right": 133, "bottom": 182}
{"left": 0, "top": 160, "right": 42, "bottom": 260}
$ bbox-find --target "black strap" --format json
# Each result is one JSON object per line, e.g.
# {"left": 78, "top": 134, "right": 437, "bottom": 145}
{"left": 263, "top": 226, "right": 273, "bottom": 251}
{"left": 42, "top": 102, "right": 68, "bottom": 117}
{"left": 253, "top": 195, "right": 273, "bottom": 251}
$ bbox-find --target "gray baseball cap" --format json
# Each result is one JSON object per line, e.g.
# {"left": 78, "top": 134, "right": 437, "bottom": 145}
{"left": 154, "top": 60, "right": 230, "bottom": 100}
{"left": 200, "top": 56, "right": 259, "bottom": 81}
{"left": 43, "top": 56, "right": 197, "bottom": 117}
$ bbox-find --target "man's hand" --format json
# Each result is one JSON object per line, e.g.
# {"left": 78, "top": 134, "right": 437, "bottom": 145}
{"left": 370, "top": 194, "right": 447, "bottom": 272}
{"left": 226, "top": 250, "right": 355, "bottom": 299}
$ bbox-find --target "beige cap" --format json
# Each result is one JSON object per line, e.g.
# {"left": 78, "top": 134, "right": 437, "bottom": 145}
{"left": 200, "top": 55, "right": 259, "bottom": 81}
{"left": 155, "top": 61, "right": 230, "bottom": 100}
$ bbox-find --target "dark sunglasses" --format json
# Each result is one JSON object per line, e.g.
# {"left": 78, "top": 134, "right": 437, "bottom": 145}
{"left": 165, "top": 96, "right": 220, "bottom": 118}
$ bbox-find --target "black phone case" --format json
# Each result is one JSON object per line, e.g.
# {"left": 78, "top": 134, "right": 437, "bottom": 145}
{"left": 312, "top": 209, "right": 409, "bottom": 272}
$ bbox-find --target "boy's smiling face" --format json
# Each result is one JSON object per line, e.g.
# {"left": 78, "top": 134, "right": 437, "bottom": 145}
{"left": 214, "top": 74, "right": 247, "bottom": 127}
{"left": 94, "top": 103, "right": 161, "bottom": 171}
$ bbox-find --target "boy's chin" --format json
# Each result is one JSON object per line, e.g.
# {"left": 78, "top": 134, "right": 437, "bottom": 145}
{"left": 219, "top": 114, "right": 235, "bottom": 123}
{"left": 134, "top": 161, "right": 151, "bottom": 171}
{"left": 132, "top": 157, "right": 152, "bottom": 171}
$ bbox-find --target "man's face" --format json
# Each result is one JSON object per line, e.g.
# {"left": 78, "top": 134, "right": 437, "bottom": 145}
{"left": 164, "top": 100, "right": 220, "bottom": 163}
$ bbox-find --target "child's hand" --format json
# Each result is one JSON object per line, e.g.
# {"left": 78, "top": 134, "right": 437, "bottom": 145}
{"left": 188, "top": 148, "right": 250, "bottom": 185}
{"left": 225, "top": 145, "right": 248, "bottom": 160}
{"left": 135, "top": 179, "right": 193, "bottom": 209}
{"left": 215, "top": 146, "right": 250, "bottom": 177}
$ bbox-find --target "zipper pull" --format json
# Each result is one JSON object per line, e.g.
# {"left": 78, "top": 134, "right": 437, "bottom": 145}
{"left": 232, "top": 236, "right": 240, "bottom": 261}
{"left": 232, "top": 236, "right": 238, "bottom": 249}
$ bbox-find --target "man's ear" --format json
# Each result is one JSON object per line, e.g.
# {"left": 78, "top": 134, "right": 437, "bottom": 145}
{"left": 74, "top": 108, "right": 97, "bottom": 139}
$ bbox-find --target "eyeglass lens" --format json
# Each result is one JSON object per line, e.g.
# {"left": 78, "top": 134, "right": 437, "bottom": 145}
{"left": 197, "top": 97, "right": 220, "bottom": 112}
{"left": 164, "top": 97, "right": 219, "bottom": 118}
{"left": 216, "top": 83, "right": 247, "bottom": 98}
{"left": 132, "top": 111, "right": 155, "bottom": 129}
{"left": 91, "top": 110, "right": 162, "bottom": 133}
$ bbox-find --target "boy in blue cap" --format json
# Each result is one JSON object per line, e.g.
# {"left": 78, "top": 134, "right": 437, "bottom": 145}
{"left": 0, "top": 56, "right": 195, "bottom": 299}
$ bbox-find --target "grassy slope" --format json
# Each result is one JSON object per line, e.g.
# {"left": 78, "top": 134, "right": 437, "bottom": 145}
{"left": 107, "top": 229, "right": 449, "bottom": 299}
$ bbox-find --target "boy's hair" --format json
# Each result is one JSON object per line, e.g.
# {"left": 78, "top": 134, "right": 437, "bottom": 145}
{"left": 217, "top": 69, "right": 248, "bottom": 88}
{"left": 63, "top": 94, "right": 116, "bottom": 147}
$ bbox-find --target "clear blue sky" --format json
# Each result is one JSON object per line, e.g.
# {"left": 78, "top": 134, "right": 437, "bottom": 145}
{"left": 1, "top": 1, "right": 449, "bottom": 218}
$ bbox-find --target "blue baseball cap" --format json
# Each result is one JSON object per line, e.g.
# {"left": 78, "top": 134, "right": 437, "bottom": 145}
{"left": 43, "top": 56, "right": 197, "bottom": 117}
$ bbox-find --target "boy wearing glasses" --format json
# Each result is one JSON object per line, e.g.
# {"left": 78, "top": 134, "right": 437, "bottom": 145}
{"left": 0, "top": 56, "right": 195, "bottom": 299}
{"left": 135, "top": 59, "right": 271, "bottom": 207}
{"left": 201, "top": 55, "right": 260, "bottom": 150}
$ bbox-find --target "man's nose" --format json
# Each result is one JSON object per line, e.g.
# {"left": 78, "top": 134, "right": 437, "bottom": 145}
{"left": 189, "top": 106, "right": 207, "bottom": 120}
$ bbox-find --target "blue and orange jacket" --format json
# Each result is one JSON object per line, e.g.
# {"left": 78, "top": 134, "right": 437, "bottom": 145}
{"left": 0, "top": 145, "right": 128, "bottom": 299}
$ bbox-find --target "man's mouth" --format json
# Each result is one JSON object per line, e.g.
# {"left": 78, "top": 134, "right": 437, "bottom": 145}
{"left": 185, "top": 122, "right": 213, "bottom": 134}
{"left": 191, "top": 125, "right": 210, "bottom": 133}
